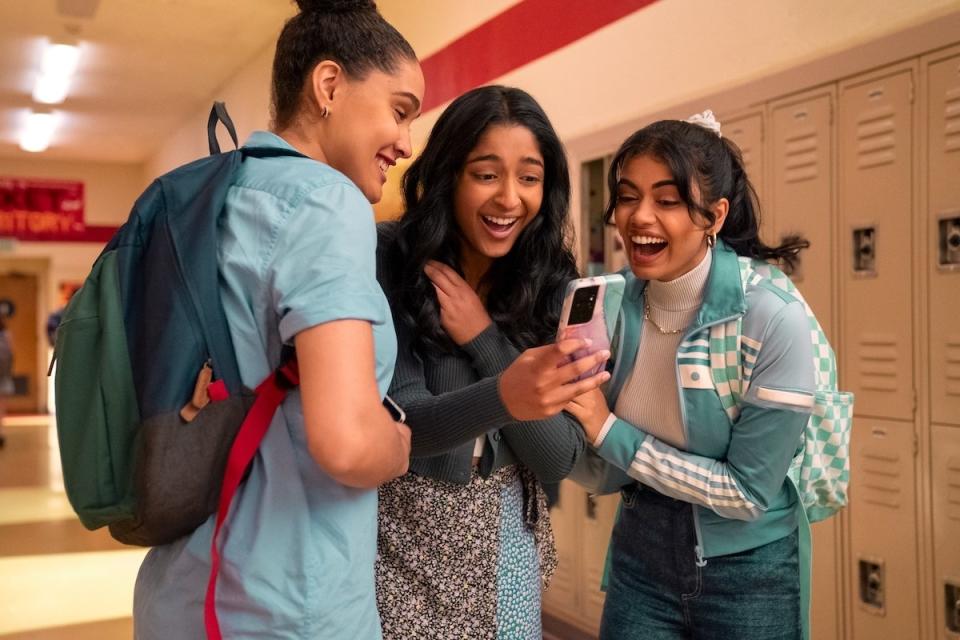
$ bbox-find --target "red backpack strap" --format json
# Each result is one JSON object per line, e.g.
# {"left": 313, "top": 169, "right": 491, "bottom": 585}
{"left": 203, "top": 356, "right": 299, "bottom": 639}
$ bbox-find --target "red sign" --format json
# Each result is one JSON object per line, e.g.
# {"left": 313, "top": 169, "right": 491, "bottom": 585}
{"left": 0, "top": 177, "right": 92, "bottom": 242}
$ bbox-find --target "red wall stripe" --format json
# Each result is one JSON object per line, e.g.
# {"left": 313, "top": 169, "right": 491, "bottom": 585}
{"left": 419, "top": 0, "right": 660, "bottom": 113}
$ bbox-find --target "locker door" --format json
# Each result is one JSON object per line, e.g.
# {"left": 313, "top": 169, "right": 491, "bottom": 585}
{"left": 931, "top": 425, "right": 960, "bottom": 640}
{"left": 543, "top": 480, "right": 581, "bottom": 617}
{"left": 579, "top": 492, "right": 619, "bottom": 632}
{"left": 927, "top": 52, "right": 960, "bottom": 427}
{"left": 725, "top": 113, "right": 765, "bottom": 202}
{"left": 770, "top": 92, "right": 835, "bottom": 340}
{"left": 848, "top": 417, "right": 921, "bottom": 640}
{"left": 810, "top": 517, "right": 843, "bottom": 640}
{"left": 839, "top": 69, "right": 915, "bottom": 421}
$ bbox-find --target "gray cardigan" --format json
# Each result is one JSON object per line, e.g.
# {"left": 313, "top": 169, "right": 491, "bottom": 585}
{"left": 377, "top": 228, "right": 586, "bottom": 485}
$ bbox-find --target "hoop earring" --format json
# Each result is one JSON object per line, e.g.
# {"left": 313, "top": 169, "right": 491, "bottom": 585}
{"left": 320, "top": 104, "right": 330, "bottom": 119}
{"left": 706, "top": 233, "right": 716, "bottom": 248}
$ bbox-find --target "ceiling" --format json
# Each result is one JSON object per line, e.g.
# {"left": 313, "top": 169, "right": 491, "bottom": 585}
{"left": 0, "top": 0, "right": 295, "bottom": 165}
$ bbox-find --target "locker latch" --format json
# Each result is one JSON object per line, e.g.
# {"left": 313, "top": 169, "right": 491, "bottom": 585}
{"left": 858, "top": 558, "right": 885, "bottom": 614}
{"left": 938, "top": 214, "right": 960, "bottom": 271}
{"left": 946, "top": 580, "right": 960, "bottom": 634}
{"left": 853, "top": 227, "right": 877, "bottom": 276}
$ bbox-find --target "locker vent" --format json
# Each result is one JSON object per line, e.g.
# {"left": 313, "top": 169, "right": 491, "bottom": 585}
{"left": 861, "top": 448, "right": 903, "bottom": 509}
{"left": 947, "top": 336, "right": 960, "bottom": 398}
{"left": 946, "top": 87, "right": 960, "bottom": 153}
{"left": 784, "top": 128, "right": 820, "bottom": 183}
{"left": 858, "top": 333, "right": 900, "bottom": 391}
{"left": 855, "top": 106, "right": 897, "bottom": 169}
{"left": 947, "top": 455, "right": 960, "bottom": 522}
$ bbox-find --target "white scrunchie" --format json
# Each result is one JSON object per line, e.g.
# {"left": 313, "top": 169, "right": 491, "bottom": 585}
{"left": 685, "top": 109, "right": 722, "bottom": 138}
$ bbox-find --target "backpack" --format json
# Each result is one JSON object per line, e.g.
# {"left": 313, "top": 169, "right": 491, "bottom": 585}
{"left": 53, "top": 103, "right": 304, "bottom": 638}
{"left": 708, "top": 257, "right": 854, "bottom": 523}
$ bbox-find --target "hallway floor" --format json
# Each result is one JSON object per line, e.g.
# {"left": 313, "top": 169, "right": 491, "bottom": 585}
{"left": 0, "top": 415, "right": 143, "bottom": 638}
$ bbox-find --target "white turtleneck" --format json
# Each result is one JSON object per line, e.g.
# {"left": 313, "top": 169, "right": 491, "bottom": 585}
{"left": 598, "top": 248, "right": 713, "bottom": 449}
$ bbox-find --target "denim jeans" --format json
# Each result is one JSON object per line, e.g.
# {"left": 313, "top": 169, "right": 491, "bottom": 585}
{"left": 599, "top": 484, "right": 801, "bottom": 640}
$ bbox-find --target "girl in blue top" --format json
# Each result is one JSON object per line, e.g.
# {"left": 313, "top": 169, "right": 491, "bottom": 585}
{"left": 567, "top": 112, "right": 826, "bottom": 640}
{"left": 133, "top": 1, "right": 424, "bottom": 638}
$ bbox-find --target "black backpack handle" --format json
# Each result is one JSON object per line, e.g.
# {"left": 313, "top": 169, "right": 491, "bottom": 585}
{"left": 207, "top": 102, "right": 239, "bottom": 155}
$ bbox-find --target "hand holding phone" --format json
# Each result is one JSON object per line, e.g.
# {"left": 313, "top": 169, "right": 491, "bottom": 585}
{"left": 556, "top": 275, "right": 625, "bottom": 381}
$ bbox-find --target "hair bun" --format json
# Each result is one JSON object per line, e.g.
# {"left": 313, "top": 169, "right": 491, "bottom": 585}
{"left": 295, "top": 0, "right": 376, "bottom": 14}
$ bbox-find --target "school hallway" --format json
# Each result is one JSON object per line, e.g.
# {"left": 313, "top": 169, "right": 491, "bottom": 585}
{"left": 0, "top": 414, "right": 142, "bottom": 638}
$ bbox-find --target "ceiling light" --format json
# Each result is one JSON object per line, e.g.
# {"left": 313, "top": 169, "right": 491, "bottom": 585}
{"left": 41, "top": 42, "right": 81, "bottom": 78}
{"left": 33, "top": 74, "right": 72, "bottom": 104}
{"left": 20, "top": 111, "right": 58, "bottom": 153}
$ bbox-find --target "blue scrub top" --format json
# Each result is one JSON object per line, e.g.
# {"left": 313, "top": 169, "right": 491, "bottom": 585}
{"left": 133, "top": 131, "right": 397, "bottom": 639}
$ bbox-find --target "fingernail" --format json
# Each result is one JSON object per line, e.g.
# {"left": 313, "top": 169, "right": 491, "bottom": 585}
{"left": 600, "top": 350, "right": 611, "bottom": 359}
{"left": 583, "top": 338, "right": 593, "bottom": 347}
{"left": 602, "top": 371, "right": 612, "bottom": 381}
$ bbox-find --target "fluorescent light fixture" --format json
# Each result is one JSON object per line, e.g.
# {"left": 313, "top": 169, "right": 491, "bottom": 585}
{"left": 41, "top": 41, "right": 80, "bottom": 78}
{"left": 33, "top": 74, "right": 71, "bottom": 104}
{"left": 32, "top": 40, "right": 80, "bottom": 105}
{"left": 19, "top": 111, "right": 58, "bottom": 153}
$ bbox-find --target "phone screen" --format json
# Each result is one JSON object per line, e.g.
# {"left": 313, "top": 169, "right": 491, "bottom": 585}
{"left": 383, "top": 395, "right": 406, "bottom": 424}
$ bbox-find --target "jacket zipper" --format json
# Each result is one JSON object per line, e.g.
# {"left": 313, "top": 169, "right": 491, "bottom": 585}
{"left": 670, "top": 303, "right": 743, "bottom": 570}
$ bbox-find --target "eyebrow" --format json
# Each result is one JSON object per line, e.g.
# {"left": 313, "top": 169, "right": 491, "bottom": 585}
{"left": 466, "top": 154, "right": 544, "bottom": 168}
{"left": 618, "top": 177, "right": 678, "bottom": 189}
{"left": 393, "top": 91, "right": 421, "bottom": 115}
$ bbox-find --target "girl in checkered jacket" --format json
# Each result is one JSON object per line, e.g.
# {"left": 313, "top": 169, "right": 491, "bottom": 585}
{"left": 566, "top": 112, "right": 830, "bottom": 640}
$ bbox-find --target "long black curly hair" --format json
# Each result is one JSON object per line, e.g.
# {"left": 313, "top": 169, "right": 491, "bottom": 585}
{"left": 381, "top": 85, "right": 579, "bottom": 356}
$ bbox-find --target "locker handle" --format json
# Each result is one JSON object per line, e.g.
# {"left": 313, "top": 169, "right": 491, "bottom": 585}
{"left": 868, "top": 88, "right": 885, "bottom": 100}
{"left": 871, "top": 427, "right": 888, "bottom": 437}
{"left": 793, "top": 109, "right": 808, "bottom": 120}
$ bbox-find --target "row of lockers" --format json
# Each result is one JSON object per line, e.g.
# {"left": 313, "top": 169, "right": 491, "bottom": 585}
{"left": 544, "top": 42, "right": 960, "bottom": 640}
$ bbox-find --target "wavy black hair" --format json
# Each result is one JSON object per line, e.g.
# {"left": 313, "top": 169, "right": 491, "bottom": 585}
{"left": 382, "top": 86, "right": 579, "bottom": 355}
{"left": 271, "top": 0, "right": 417, "bottom": 130}
{"left": 605, "top": 119, "right": 808, "bottom": 274}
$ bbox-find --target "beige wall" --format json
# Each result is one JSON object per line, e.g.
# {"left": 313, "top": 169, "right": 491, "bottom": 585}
{"left": 142, "top": 0, "right": 960, "bottom": 199}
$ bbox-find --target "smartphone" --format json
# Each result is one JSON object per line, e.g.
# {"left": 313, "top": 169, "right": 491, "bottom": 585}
{"left": 383, "top": 394, "right": 406, "bottom": 424}
{"left": 556, "top": 274, "right": 626, "bottom": 380}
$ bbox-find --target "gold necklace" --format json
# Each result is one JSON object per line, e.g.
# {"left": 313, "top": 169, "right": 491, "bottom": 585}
{"left": 644, "top": 299, "right": 684, "bottom": 335}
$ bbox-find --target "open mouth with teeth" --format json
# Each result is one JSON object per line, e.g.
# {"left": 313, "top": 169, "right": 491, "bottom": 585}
{"left": 481, "top": 215, "right": 520, "bottom": 237}
{"left": 631, "top": 235, "right": 668, "bottom": 259}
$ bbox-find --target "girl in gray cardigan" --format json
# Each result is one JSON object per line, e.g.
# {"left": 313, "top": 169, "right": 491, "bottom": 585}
{"left": 375, "top": 86, "right": 605, "bottom": 639}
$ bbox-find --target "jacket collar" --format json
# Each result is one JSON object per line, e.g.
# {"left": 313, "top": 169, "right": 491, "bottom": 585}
{"left": 243, "top": 130, "right": 301, "bottom": 152}
{"left": 622, "top": 239, "right": 746, "bottom": 330}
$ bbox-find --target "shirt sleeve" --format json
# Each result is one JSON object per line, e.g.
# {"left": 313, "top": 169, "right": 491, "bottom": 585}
{"left": 267, "top": 182, "right": 387, "bottom": 343}
{"left": 594, "top": 300, "right": 815, "bottom": 521}
{"left": 389, "top": 322, "right": 515, "bottom": 456}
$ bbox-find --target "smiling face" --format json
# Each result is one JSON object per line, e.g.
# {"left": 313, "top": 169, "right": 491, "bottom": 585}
{"left": 320, "top": 59, "right": 424, "bottom": 203}
{"left": 613, "top": 154, "right": 726, "bottom": 282}
{"left": 453, "top": 124, "right": 545, "bottom": 281}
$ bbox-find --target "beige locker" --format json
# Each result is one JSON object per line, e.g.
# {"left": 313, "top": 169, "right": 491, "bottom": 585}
{"left": 810, "top": 517, "right": 844, "bottom": 640}
{"left": 770, "top": 91, "right": 836, "bottom": 339}
{"left": 927, "top": 51, "right": 960, "bottom": 427}
{"left": 932, "top": 425, "right": 960, "bottom": 639}
{"left": 849, "top": 416, "right": 921, "bottom": 640}
{"left": 725, "top": 112, "right": 766, "bottom": 202}
{"left": 543, "top": 480, "right": 581, "bottom": 616}
{"left": 579, "top": 493, "right": 619, "bottom": 630}
{"left": 840, "top": 68, "right": 916, "bottom": 421}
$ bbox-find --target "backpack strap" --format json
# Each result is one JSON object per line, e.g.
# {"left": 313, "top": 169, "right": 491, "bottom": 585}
{"left": 204, "top": 355, "right": 300, "bottom": 640}
{"left": 207, "top": 102, "right": 238, "bottom": 155}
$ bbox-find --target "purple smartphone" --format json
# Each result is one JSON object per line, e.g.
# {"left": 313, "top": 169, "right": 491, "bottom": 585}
{"left": 556, "top": 275, "right": 625, "bottom": 380}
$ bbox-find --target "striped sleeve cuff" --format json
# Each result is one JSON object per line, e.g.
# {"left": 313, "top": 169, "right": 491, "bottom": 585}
{"left": 595, "top": 417, "right": 649, "bottom": 472}
{"left": 592, "top": 413, "right": 618, "bottom": 447}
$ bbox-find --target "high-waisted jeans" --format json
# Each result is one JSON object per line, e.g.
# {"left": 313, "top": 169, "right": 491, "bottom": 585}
{"left": 599, "top": 484, "right": 801, "bottom": 640}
